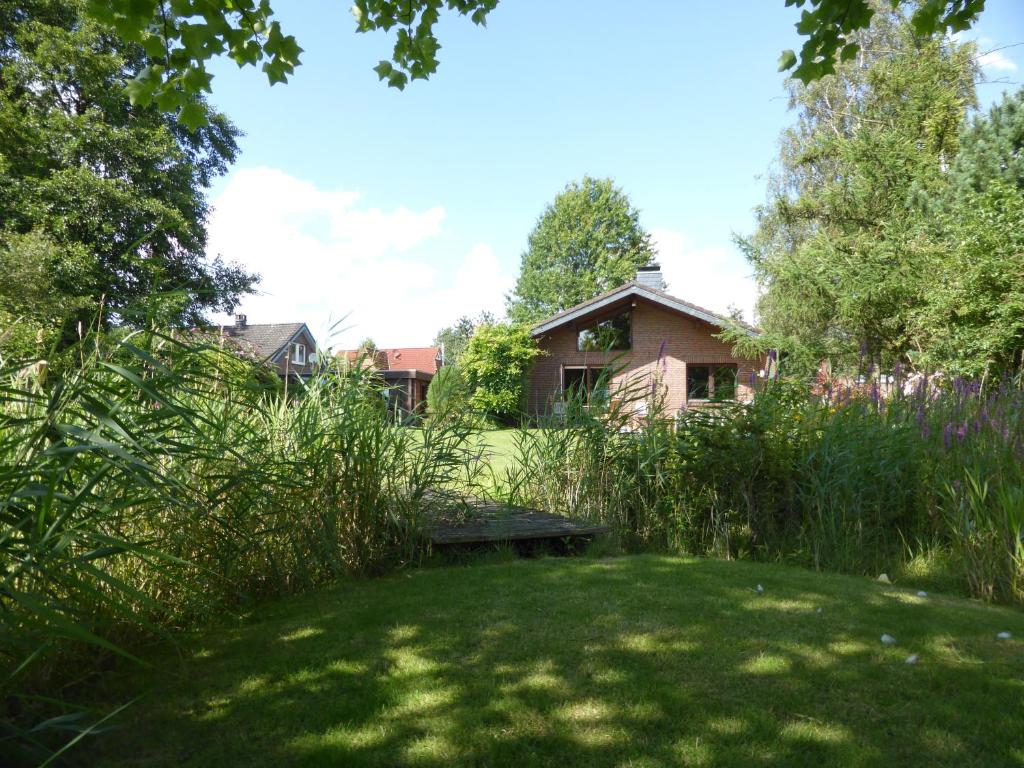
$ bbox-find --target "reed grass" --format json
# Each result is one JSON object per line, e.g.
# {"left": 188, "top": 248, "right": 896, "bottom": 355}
{"left": 498, "top": 372, "right": 1024, "bottom": 604}
{"left": 0, "top": 329, "right": 480, "bottom": 763}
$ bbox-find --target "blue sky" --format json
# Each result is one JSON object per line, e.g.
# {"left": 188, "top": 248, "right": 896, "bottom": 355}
{"left": 204, "top": 0, "right": 1023, "bottom": 350}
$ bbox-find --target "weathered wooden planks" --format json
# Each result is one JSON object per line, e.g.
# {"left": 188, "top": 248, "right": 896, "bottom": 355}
{"left": 425, "top": 500, "right": 609, "bottom": 545}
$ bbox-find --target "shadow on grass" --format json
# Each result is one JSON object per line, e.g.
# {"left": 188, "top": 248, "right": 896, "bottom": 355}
{"left": 92, "top": 556, "right": 1024, "bottom": 768}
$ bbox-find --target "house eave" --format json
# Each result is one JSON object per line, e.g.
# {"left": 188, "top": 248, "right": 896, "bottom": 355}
{"left": 530, "top": 284, "right": 759, "bottom": 338}
{"left": 269, "top": 323, "right": 315, "bottom": 362}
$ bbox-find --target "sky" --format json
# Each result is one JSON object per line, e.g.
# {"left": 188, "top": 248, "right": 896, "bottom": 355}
{"left": 204, "top": 0, "right": 1023, "bottom": 351}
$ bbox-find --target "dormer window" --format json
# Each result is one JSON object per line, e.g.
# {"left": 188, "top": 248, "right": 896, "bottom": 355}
{"left": 577, "top": 310, "right": 631, "bottom": 351}
{"left": 291, "top": 342, "right": 306, "bottom": 365}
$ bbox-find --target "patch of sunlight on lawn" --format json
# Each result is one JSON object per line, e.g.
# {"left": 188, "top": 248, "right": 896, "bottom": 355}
{"left": 383, "top": 646, "right": 442, "bottom": 678}
{"left": 290, "top": 723, "right": 388, "bottom": 753}
{"left": 671, "top": 736, "right": 714, "bottom": 766}
{"left": 739, "top": 652, "right": 791, "bottom": 675}
{"left": 707, "top": 716, "right": 747, "bottom": 735}
{"left": 403, "top": 733, "right": 457, "bottom": 764}
{"left": 739, "top": 595, "right": 821, "bottom": 612}
{"left": 278, "top": 626, "right": 324, "bottom": 642}
{"left": 828, "top": 638, "right": 870, "bottom": 656}
{"left": 780, "top": 719, "right": 851, "bottom": 745}
{"left": 389, "top": 686, "right": 458, "bottom": 717}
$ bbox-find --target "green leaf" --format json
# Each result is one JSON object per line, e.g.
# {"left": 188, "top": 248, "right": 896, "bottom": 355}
{"left": 178, "top": 102, "right": 209, "bottom": 131}
{"left": 778, "top": 49, "right": 798, "bottom": 72}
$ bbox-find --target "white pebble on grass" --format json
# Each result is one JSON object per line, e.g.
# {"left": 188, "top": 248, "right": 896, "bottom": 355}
{"left": 877, "top": 573, "right": 892, "bottom": 584}
{"left": 997, "top": 631, "right": 1012, "bottom": 640}
{"left": 815, "top": 607, "right": 823, "bottom": 614}
{"left": 881, "top": 634, "right": 897, "bottom": 646}
{"left": 916, "top": 590, "right": 928, "bottom": 597}
{"left": 905, "top": 654, "right": 919, "bottom": 665}
{"left": 755, "top": 584, "right": 765, "bottom": 594}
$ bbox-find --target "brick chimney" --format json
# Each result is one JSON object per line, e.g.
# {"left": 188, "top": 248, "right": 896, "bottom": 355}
{"left": 636, "top": 263, "right": 666, "bottom": 291}
{"left": 234, "top": 313, "right": 247, "bottom": 330}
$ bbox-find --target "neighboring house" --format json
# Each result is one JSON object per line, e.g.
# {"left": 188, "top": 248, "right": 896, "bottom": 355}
{"left": 337, "top": 345, "right": 442, "bottom": 414}
{"left": 527, "top": 264, "right": 762, "bottom": 417}
{"left": 220, "top": 315, "right": 318, "bottom": 379}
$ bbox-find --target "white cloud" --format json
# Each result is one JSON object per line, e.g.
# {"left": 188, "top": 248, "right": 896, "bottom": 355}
{"left": 978, "top": 49, "right": 1018, "bottom": 72}
{"left": 206, "top": 167, "right": 513, "bottom": 351}
{"left": 651, "top": 228, "right": 759, "bottom": 324}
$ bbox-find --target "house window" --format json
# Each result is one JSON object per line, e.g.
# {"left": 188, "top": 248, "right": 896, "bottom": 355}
{"left": 686, "top": 364, "right": 738, "bottom": 402}
{"left": 712, "top": 365, "right": 737, "bottom": 400}
{"left": 291, "top": 342, "right": 306, "bottom": 365}
{"left": 687, "top": 365, "right": 710, "bottom": 400}
{"left": 577, "top": 310, "right": 631, "bottom": 352}
{"left": 563, "top": 366, "right": 611, "bottom": 402}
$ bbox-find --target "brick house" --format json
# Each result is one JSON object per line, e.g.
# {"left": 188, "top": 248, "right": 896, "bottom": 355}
{"left": 337, "top": 346, "right": 442, "bottom": 414}
{"left": 220, "top": 315, "right": 318, "bottom": 380}
{"left": 527, "top": 264, "right": 761, "bottom": 417}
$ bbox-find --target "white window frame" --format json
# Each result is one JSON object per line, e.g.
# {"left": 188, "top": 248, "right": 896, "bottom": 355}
{"left": 291, "top": 342, "right": 306, "bottom": 365}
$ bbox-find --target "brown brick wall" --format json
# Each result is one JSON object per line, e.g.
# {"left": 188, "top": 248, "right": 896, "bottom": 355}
{"left": 527, "top": 300, "right": 760, "bottom": 417}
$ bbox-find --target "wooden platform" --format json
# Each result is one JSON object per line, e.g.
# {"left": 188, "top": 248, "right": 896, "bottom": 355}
{"left": 425, "top": 500, "right": 609, "bottom": 546}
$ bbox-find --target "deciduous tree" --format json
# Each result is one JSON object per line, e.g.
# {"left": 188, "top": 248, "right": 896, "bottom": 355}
{"left": 507, "top": 177, "right": 654, "bottom": 325}
{"left": 0, "top": 0, "right": 256, "bottom": 337}
{"left": 432, "top": 311, "right": 495, "bottom": 366}
{"left": 737, "top": 5, "right": 977, "bottom": 374}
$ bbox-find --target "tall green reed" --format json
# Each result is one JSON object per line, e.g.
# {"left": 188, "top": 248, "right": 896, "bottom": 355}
{"left": 1, "top": 328, "right": 479, "bottom": 763}
{"left": 500, "top": 367, "right": 1023, "bottom": 602}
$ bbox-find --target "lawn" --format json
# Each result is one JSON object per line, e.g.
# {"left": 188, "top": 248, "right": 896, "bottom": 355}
{"left": 465, "top": 428, "right": 520, "bottom": 492}
{"left": 90, "top": 555, "right": 1023, "bottom": 767}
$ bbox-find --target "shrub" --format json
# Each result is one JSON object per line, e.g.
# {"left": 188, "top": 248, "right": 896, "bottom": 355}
{"left": 426, "top": 364, "right": 469, "bottom": 423}
{"left": 460, "top": 323, "right": 542, "bottom": 424}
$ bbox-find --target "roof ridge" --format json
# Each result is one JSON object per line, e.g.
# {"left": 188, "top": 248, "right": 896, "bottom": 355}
{"left": 530, "top": 281, "right": 759, "bottom": 336}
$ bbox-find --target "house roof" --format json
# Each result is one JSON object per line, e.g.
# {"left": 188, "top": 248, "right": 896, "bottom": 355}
{"left": 530, "top": 281, "right": 760, "bottom": 338}
{"left": 222, "top": 322, "right": 314, "bottom": 361}
{"left": 384, "top": 347, "right": 441, "bottom": 373}
{"left": 335, "top": 346, "right": 441, "bottom": 374}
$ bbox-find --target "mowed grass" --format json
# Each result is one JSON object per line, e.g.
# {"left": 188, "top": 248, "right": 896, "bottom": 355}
{"left": 464, "top": 428, "right": 520, "bottom": 492}
{"left": 89, "top": 555, "right": 1024, "bottom": 768}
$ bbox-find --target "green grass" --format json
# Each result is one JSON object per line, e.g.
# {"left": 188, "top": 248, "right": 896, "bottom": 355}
{"left": 466, "top": 428, "right": 519, "bottom": 492}
{"left": 90, "top": 555, "right": 1024, "bottom": 767}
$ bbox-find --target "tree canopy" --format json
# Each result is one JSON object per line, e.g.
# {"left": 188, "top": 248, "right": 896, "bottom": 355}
{"left": 77, "top": 1, "right": 988, "bottom": 124}
{"left": 778, "top": 0, "right": 986, "bottom": 82}
{"left": 0, "top": 0, "right": 256, "bottom": 342}
{"left": 736, "top": 4, "right": 979, "bottom": 374}
{"left": 506, "top": 177, "right": 655, "bottom": 326}
{"left": 433, "top": 311, "right": 495, "bottom": 367}
{"left": 736, "top": 1, "right": 1024, "bottom": 380}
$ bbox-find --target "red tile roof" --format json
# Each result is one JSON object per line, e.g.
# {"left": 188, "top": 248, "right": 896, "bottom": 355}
{"left": 336, "top": 346, "right": 440, "bottom": 373}
{"left": 384, "top": 347, "right": 441, "bottom": 373}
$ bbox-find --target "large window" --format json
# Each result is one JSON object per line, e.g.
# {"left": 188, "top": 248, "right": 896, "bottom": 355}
{"left": 563, "top": 366, "right": 611, "bottom": 402}
{"left": 687, "top": 364, "right": 738, "bottom": 402}
{"left": 577, "top": 310, "right": 631, "bottom": 352}
{"left": 291, "top": 342, "right": 306, "bottom": 365}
